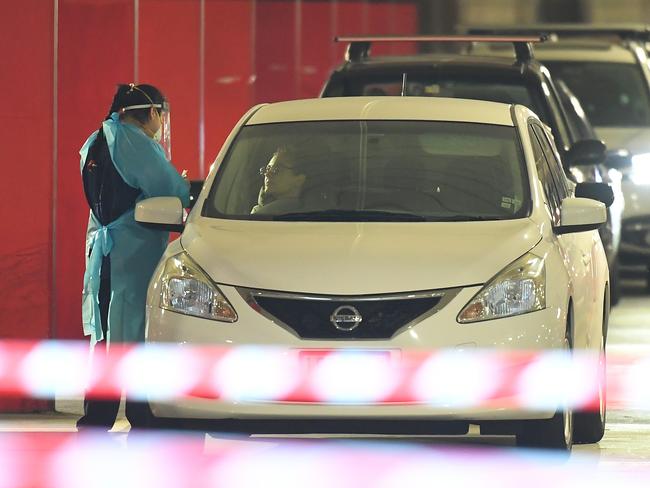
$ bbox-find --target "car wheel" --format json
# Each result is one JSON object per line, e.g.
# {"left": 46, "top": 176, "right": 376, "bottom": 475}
{"left": 516, "top": 334, "right": 573, "bottom": 451}
{"left": 517, "top": 405, "right": 573, "bottom": 451}
{"left": 573, "top": 301, "right": 607, "bottom": 444}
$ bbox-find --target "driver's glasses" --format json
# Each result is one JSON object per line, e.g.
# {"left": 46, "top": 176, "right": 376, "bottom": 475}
{"left": 259, "top": 162, "right": 293, "bottom": 177}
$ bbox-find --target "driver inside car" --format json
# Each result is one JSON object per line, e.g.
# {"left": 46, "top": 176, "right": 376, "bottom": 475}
{"left": 251, "top": 146, "right": 308, "bottom": 215}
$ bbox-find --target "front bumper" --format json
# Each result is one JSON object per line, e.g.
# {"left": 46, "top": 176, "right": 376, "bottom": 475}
{"left": 145, "top": 285, "right": 565, "bottom": 422}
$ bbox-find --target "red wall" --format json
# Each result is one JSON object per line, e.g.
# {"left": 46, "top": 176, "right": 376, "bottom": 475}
{"left": 0, "top": 0, "right": 55, "bottom": 412}
{"left": 0, "top": 0, "right": 417, "bottom": 411}
{"left": 0, "top": 1, "right": 53, "bottom": 339}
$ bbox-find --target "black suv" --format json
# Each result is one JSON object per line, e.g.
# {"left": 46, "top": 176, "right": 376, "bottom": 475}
{"left": 321, "top": 36, "right": 621, "bottom": 303}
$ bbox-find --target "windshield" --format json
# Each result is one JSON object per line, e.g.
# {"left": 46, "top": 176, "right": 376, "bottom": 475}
{"left": 203, "top": 120, "right": 530, "bottom": 222}
{"left": 543, "top": 61, "right": 650, "bottom": 127}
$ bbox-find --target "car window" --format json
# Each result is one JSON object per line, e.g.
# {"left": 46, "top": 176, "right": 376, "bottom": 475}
{"left": 544, "top": 61, "right": 650, "bottom": 127}
{"left": 529, "top": 125, "right": 562, "bottom": 225}
{"left": 203, "top": 120, "right": 531, "bottom": 222}
{"left": 542, "top": 78, "right": 572, "bottom": 151}
{"left": 533, "top": 125, "right": 571, "bottom": 200}
{"left": 556, "top": 79, "right": 597, "bottom": 141}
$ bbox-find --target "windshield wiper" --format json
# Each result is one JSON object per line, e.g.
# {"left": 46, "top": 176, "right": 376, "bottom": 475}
{"left": 272, "top": 209, "right": 428, "bottom": 222}
{"left": 435, "top": 215, "right": 503, "bottom": 221}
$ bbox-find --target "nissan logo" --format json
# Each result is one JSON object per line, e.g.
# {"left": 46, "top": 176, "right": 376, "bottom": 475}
{"left": 330, "top": 305, "right": 363, "bottom": 331}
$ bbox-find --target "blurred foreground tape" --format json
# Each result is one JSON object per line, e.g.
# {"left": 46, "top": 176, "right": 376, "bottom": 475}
{"left": 0, "top": 340, "right": 647, "bottom": 411}
{"left": 1, "top": 431, "right": 650, "bottom": 488}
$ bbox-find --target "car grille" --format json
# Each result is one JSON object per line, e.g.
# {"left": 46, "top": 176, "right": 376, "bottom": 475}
{"left": 239, "top": 289, "right": 454, "bottom": 340}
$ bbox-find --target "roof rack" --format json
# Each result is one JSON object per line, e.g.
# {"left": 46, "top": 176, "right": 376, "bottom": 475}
{"left": 466, "top": 24, "right": 650, "bottom": 41}
{"left": 335, "top": 35, "right": 547, "bottom": 64}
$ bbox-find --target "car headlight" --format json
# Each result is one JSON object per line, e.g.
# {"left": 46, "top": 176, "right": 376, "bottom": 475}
{"left": 630, "top": 153, "right": 650, "bottom": 185}
{"left": 159, "top": 252, "right": 237, "bottom": 322}
{"left": 457, "top": 252, "right": 545, "bottom": 323}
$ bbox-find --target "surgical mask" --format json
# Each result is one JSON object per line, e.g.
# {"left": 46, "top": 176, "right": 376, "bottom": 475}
{"left": 153, "top": 126, "right": 162, "bottom": 142}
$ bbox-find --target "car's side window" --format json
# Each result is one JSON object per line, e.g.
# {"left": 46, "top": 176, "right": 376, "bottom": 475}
{"left": 529, "top": 125, "right": 562, "bottom": 226}
{"left": 543, "top": 81, "right": 571, "bottom": 152}
{"left": 533, "top": 125, "right": 571, "bottom": 200}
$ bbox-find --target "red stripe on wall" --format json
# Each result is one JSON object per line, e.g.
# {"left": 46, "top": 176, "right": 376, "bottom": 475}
{"left": 139, "top": 0, "right": 201, "bottom": 179}
{"left": 368, "top": 3, "right": 418, "bottom": 56}
{"left": 204, "top": 0, "right": 254, "bottom": 164}
{"left": 299, "top": 1, "right": 335, "bottom": 99}
{"left": 55, "top": 0, "right": 135, "bottom": 341}
{"left": 0, "top": 0, "right": 54, "bottom": 339}
{"left": 254, "top": 1, "right": 297, "bottom": 104}
{"left": 0, "top": 0, "right": 54, "bottom": 411}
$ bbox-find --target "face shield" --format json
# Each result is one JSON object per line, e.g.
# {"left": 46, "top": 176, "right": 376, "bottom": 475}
{"left": 121, "top": 100, "right": 172, "bottom": 160}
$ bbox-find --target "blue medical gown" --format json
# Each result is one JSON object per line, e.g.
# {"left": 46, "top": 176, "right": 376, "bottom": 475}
{"left": 80, "top": 113, "right": 190, "bottom": 346}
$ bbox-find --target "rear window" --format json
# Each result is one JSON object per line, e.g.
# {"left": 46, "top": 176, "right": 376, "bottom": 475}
{"left": 544, "top": 61, "right": 650, "bottom": 127}
{"left": 324, "top": 71, "right": 550, "bottom": 124}
{"left": 203, "top": 120, "right": 530, "bottom": 222}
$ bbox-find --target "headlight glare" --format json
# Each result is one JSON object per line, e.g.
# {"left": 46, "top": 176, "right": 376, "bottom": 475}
{"left": 458, "top": 253, "right": 545, "bottom": 323}
{"left": 160, "top": 253, "right": 237, "bottom": 322}
{"left": 630, "top": 153, "right": 650, "bottom": 185}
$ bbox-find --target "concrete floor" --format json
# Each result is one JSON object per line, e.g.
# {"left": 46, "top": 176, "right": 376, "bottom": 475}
{"left": 2, "top": 284, "right": 650, "bottom": 485}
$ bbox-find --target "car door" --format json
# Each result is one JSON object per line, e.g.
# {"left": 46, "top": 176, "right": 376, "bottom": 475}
{"left": 531, "top": 122, "right": 596, "bottom": 349}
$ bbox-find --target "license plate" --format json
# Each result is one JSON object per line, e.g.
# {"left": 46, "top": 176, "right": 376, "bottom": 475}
{"left": 297, "top": 349, "right": 395, "bottom": 370}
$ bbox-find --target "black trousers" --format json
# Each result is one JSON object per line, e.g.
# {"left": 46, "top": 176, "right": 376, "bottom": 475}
{"left": 77, "top": 256, "right": 153, "bottom": 430}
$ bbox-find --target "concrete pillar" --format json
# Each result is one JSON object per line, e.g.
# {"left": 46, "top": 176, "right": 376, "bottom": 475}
{"left": 538, "top": 0, "right": 588, "bottom": 22}
{"left": 456, "top": 0, "right": 540, "bottom": 26}
{"left": 587, "top": 0, "right": 650, "bottom": 22}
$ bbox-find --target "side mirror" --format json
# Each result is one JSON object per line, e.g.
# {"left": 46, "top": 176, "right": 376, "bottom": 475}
{"left": 575, "top": 182, "right": 614, "bottom": 208}
{"left": 605, "top": 150, "right": 632, "bottom": 170}
{"left": 188, "top": 180, "right": 204, "bottom": 210}
{"left": 555, "top": 197, "right": 607, "bottom": 235}
{"left": 135, "top": 197, "right": 184, "bottom": 232}
{"left": 565, "top": 139, "right": 606, "bottom": 167}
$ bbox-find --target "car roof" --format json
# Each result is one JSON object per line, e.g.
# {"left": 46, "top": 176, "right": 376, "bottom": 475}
{"left": 472, "top": 40, "right": 638, "bottom": 64}
{"left": 245, "top": 97, "right": 516, "bottom": 126}
{"left": 533, "top": 41, "right": 638, "bottom": 63}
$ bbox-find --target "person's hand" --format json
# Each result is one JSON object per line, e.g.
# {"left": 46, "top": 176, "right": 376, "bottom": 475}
{"left": 181, "top": 169, "right": 188, "bottom": 179}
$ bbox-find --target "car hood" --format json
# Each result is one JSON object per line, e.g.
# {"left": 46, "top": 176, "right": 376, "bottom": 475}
{"left": 596, "top": 127, "right": 650, "bottom": 154}
{"left": 180, "top": 218, "right": 542, "bottom": 295}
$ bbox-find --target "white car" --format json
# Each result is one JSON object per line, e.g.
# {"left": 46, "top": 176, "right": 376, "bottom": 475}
{"left": 534, "top": 40, "right": 650, "bottom": 284}
{"left": 137, "top": 97, "right": 610, "bottom": 451}
{"left": 470, "top": 25, "right": 650, "bottom": 285}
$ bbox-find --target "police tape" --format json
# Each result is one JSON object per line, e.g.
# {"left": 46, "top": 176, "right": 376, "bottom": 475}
{"left": 1, "top": 340, "right": 648, "bottom": 411}
{"left": 0, "top": 433, "right": 650, "bottom": 488}
{"left": 1, "top": 431, "right": 649, "bottom": 488}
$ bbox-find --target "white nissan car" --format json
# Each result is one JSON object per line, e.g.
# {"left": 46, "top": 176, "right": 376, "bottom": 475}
{"left": 137, "top": 97, "right": 610, "bottom": 451}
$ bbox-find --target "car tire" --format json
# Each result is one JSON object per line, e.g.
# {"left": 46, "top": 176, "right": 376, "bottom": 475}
{"left": 573, "top": 298, "right": 608, "bottom": 444}
{"left": 517, "top": 406, "right": 573, "bottom": 451}
{"left": 572, "top": 359, "right": 606, "bottom": 443}
{"left": 517, "top": 325, "right": 574, "bottom": 451}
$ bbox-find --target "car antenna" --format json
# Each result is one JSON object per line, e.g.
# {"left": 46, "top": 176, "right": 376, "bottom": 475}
{"left": 401, "top": 73, "right": 407, "bottom": 96}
